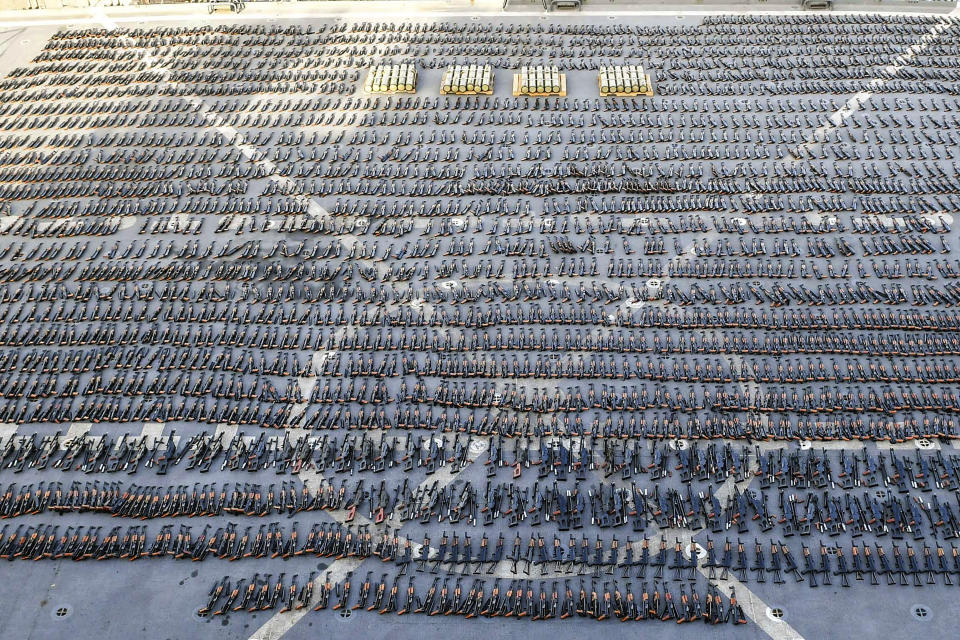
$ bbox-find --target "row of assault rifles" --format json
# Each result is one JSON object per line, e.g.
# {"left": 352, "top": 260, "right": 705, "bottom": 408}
{"left": 1, "top": 475, "right": 959, "bottom": 539}
{"left": 1, "top": 430, "right": 957, "bottom": 491}
{"left": 6, "top": 516, "right": 960, "bottom": 590}
{"left": 197, "top": 572, "right": 748, "bottom": 624}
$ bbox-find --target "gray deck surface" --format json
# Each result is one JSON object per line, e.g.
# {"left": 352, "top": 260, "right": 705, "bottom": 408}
{"left": 0, "top": 7, "right": 958, "bottom": 640}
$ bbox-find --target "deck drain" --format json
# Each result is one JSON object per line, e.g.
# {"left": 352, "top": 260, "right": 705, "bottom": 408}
{"left": 50, "top": 604, "right": 73, "bottom": 620}
{"left": 916, "top": 438, "right": 935, "bottom": 450}
{"left": 765, "top": 606, "right": 785, "bottom": 621}
{"left": 338, "top": 607, "right": 352, "bottom": 619}
{"left": 911, "top": 604, "right": 931, "bottom": 621}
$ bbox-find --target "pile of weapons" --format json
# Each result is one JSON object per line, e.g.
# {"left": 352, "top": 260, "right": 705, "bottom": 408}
{"left": 364, "top": 63, "right": 417, "bottom": 93}
{"left": 599, "top": 65, "right": 648, "bottom": 96}
{"left": 442, "top": 64, "right": 494, "bottom": 94}
{"left": 516, "top": 65, "right": 563, "bottom": 96}
{"left": 198, "top": 572, "right": 748, "bottom": 624}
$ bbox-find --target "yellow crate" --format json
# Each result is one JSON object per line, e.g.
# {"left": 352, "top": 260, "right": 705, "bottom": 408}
{"left": 512, "top": 72, "right": 566, "bottom": 97}
{"left": 599, "top": 73, "right": 655, "bottom": 97}
{"left": 364, "top": 65, "right": 417, "bottom": 94}
{"left": 441, "top": 65, "right": 494, "bottom": 95}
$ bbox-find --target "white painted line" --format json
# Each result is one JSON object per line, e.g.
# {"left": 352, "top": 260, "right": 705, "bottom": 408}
{"left": 139, "top": 421, "right": 165, "bottom": 443}
{"left": 0, "top": 423, "right": 17, "bottom": 440}
{"left": 213, "top": 423, "right": 238, "bottom": 444}
{"left": 248, "top": 556, "right": 365, "bottom": 640}
{"left": 65, "top": 421, "right": 91, "bottom": 440}
{"left": 117, "top": 216, "right": 138, "bottom": 230}
{"left": 792, "top": 15, "right": 957, "bottom": 159}
{"left": 707, "top": 570, "right": 805, "bottom": 640}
